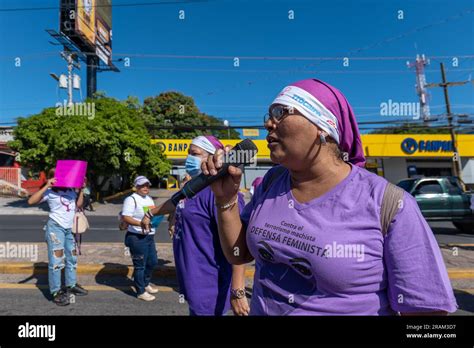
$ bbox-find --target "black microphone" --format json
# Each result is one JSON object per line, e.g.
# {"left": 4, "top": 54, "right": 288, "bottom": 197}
{"left": 170, "top": 138, "right": 258, "bottom": 206}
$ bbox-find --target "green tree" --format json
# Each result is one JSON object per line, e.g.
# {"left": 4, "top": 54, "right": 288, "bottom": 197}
{"left": 8, "top": 96, "right": 171, "bottom": 193}
{"left": 141, "top": 91, "right": 240, "bottom": 139}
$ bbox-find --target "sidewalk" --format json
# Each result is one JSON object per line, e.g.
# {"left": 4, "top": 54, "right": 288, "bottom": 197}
{"left": 0, "top": 243, "right": 178, "bottom": 278}
{"left": 0, "top": 189, "right": 175, "bottom": 216}
{"left": 0, "top": 189, "right": 251, "bottom": 216}
{"left": 0, "top": 242, "right": 473, "bottom": 279}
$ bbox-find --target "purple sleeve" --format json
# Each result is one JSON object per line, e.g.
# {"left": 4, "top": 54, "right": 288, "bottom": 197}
{"left": 384, "top": 192, "right": 458, "bottom": 313}
{"left": 240, "top": 191, "right": 257, "bottom": 228}
{"left": 240, "top": 167, "right": 279, "bottom": 227}
{"left": 237, "top": 192, "right": 245, "bottom": 211}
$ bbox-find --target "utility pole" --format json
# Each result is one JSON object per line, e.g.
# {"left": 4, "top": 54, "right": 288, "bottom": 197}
{"left": 425, "top": 62, "right": 470, "bottom": 179}
{"left": 54, "top": 52, "right": 80, "bottom": 106}
{"left": 407, "top": 54, "right": 431, "bottom": 122}
{"left": 67, "top": 53, "right": 73, "bottom": 106}
{"left": 87, "top": 55, "right": 99, "bottom": 98}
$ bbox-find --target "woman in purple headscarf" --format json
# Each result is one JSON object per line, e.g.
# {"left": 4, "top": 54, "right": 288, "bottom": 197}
{"left": 203, "top": 79, "right": 457, "bottom": 315}
{"left": 142, "top": 135, "right": 249, "bottom": 316}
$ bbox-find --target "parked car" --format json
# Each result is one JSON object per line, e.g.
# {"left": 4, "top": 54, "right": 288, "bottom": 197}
{"left": 397, "top": 176, "right": 474, "bottom": 233}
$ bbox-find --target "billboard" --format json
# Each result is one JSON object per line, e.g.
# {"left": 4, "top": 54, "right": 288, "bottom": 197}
{"left": 95, "top": 0, "right": 112, "bottom": 66}
{"left": 76, "top": 0, "right": 96, "bottom": 46}
{"left": 59, "top": 0, "right": 113, "bottom": 66}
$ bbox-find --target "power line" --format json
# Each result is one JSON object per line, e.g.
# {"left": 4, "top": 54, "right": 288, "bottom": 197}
{"left": 3, "top": 59, "right": 473, "bottom": 76}
{"left": 2, "top": 51, "right": 474, "bottom": 62}
{"left": 0, "top": 0, "right": 210, "bottom": 12}
{"left": 98, "top": 65, "right": 474, "bottom": 75}
{"left": 193, "top": 8, "right": 474, "bottom": 97}
{"left": 103, "top": 53, "right": 474, "bottom": 61}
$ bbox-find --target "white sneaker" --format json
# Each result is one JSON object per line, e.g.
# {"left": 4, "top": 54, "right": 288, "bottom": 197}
{"left": 145, "top": 285, "right": 159, "bottom": 294}
{"left": 137, "top": 292, "right": 155, "bottom": 301}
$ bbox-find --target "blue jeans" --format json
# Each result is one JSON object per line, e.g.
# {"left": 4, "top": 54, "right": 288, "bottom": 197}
{"left": 125, "top": 232, "right": 158, "bottom": 295}
{"left": 45, "top": 219, "right": 77, "bottom": 294}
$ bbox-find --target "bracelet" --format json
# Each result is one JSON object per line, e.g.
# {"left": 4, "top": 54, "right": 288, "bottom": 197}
{"left": 215, "top": 196, "right": 238, "bottom": 210}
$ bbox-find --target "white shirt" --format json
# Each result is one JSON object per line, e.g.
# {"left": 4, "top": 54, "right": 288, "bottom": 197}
{"left": 122, "top": 193, "right": 156, "bottom": 235}
{"left": 41, "top": 189, "right": 77, "bottom": 229}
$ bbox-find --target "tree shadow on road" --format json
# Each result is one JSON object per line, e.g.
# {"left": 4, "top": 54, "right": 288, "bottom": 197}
{"left": 18, "top": 262, "right": 55, "bottom": 301}
{"left": 4, "top": 198, "right": 49, "bottom": 211}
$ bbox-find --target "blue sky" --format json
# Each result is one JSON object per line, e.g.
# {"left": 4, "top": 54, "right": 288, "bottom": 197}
{"left": 0, "top": 0, "right": 473, "bottom": 137}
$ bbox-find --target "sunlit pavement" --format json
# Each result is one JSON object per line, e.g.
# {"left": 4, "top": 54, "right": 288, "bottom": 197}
{"left": 0, "top": 216, "right": 472, "bottom": 315}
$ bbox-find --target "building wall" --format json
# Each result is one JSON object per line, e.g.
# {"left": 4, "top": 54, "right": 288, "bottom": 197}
{"left": 242, "top": 166, "right": 273, "bottom": 189}
{"left": 382, "top": 158, "right": 407, "bottom": 184}
{"left": 461, "top": 158, "right": 474, "bottom": 185}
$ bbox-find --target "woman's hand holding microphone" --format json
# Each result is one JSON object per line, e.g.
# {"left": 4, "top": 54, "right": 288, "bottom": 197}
{"left": 202, "top": 146, "right": 242, "bottom": 208}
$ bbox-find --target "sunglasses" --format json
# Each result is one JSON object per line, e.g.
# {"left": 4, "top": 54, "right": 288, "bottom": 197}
{"left": 263, "top": 104, "right": 295, "bottom": 124}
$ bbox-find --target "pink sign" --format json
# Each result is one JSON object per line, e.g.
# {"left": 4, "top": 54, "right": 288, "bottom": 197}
{"left": 54, "top": 160, "right": 88, "bottom": 188}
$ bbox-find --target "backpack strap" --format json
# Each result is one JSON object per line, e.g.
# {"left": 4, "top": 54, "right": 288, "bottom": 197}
{"left": 380, "top": 182, "right": 405, "bottom": 236}
{"left": 263, "top": 166, "right": 287, "bottom": 193}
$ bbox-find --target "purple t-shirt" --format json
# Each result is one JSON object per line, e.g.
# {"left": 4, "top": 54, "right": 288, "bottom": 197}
{"left": 241, "top": 164, "right": 457, "bottom": 315}
{"left": 173, "top": 186, "right": 245, "bottom": 315}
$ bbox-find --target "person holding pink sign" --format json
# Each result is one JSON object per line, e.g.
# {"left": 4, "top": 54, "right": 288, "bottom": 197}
{"left": 28, "top": 168, "right": 88, "bottom": 306}
{"left": 54, "top": 160, "right": 88, "bottom": 188}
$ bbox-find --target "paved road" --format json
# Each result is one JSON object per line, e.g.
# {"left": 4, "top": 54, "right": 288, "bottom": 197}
{"left": 0, "top": 288, "right": 190, "bottom": 315}
{"left": 0, "top": 216, "right": 471, "bottom": 244}
{"left": 0, "top": 274, "right": 224, "bottom": 316}
{"left": 0, "top": 282, "right": 470, "bottom": 316}
{"left": 0, "top": 215, "right": 172, "bottom": 243}
{"left": 0, "top": 271, "right": 470, "bottom": 315}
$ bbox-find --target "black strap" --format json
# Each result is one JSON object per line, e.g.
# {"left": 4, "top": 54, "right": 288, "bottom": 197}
{"left": 74, "top": 220, "right": 82, "bottom": 255}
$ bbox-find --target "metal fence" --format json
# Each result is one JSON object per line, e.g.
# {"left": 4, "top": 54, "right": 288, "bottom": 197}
{"left": 0, "top": 167, "right": 22, "bottom": 196}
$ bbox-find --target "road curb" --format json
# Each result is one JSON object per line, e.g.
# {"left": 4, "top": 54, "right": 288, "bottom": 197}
{"left": 0, "top": 263, "right": 473, "bottom": 280}
{"left": 0, "top": 262, "right": 257, "bottom": 279}
{"left": 0, "top": 283, "right": 176, "bottom": 292}
{"left": 446, "top": 268, "right": 474, "bottom": 279}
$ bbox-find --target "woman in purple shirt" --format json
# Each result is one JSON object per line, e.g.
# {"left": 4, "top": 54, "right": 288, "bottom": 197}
{"left": 142, "top": 135, "right": 249, "bottom": 316}
{"left": 202, "top": 79, "right": 458, "bottom": 315}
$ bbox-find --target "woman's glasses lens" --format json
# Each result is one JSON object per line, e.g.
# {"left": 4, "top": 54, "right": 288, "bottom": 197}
{"left": 264, "top": 105, "right": 290, "bottom": 124}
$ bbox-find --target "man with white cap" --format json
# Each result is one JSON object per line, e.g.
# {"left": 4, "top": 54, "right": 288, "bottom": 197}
{"left": 122, "top": 175, "right": 159, "bottom": 301}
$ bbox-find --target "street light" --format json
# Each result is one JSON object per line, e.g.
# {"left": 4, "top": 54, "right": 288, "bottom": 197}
{"left": 223, "top": 119, "right": 230, "bottom": 138}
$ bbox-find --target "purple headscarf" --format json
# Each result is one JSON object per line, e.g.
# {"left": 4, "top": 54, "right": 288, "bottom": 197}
{"left": 273, "top": 78, "right": 365, "bottom": 167}
{"left": 204, "top": 135, "right": 224, "bottom": 151}
{"left": 191, "top": 135, "right": 224, "bottom": 154}
{"left": 252, "top": 176, "right": 264, "bottom": 189}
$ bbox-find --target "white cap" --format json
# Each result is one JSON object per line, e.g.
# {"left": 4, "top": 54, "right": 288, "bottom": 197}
{"left": 134, "top": 176, "right": 151, "bottom": 187}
